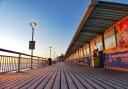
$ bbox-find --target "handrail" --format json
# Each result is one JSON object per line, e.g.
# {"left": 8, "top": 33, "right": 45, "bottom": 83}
{"left": 0, "top": 48, "right": 48, "bottom": 73}
{"left": 0, "top": 48, "right": 46, "bottom": 58}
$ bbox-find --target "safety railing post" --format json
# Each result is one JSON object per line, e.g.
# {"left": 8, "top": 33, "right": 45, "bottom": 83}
{"left": 42, "top": 59, "right": 43, "bottom": 67}
{"left": 17, "top": 54, "right": 21, "bottom": 72}
{"left": 38, "top": 57, "right": 39, "bottom": 68}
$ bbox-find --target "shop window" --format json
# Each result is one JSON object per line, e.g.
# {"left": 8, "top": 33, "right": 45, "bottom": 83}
{"left": 104, "top": 29, "right": 116, "bottom": 49}
{"left": 86, "top": 44, "right": 90, "bottom": 55}
{"left": 96, "top": 35, "right": 103, "bottom": 51}
{"left": 97, "top": 41, "right": 103, "bottom": 51}
{"left": 83, "top": 46, "right": 86, "bottom": 56}
{"left": 90, "top": 40, "right": 96, "bottom": 55}
{"left": 80, "top": 48, "right": 83, "bottom": 57}
{"left": 116, "top": 17, "right": 128, "bottom": 47}
{"left": 86, "top": 48, "right": 90, "bottom": 54}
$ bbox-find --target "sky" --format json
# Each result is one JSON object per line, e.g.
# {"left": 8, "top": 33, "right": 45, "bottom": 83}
{"left": 0, "top": 0, "right": 127, "bottom": 58}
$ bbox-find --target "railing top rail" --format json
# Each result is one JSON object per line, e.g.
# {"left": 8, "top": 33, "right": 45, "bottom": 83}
{"left": 0, "top": 48, "right": 47, "bottom": 59}
{"left": 0, "top": 48, "right": 30, "bottom": 56}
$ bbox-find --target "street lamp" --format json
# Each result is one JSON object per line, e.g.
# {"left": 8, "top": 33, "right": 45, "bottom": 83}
{"left": 54, "top": 51, "right": 56, "bottom": 60}
{"left": 49, "top": 47, "right": 52, "bottom": 58}
{"left": 53, "top": 48, "right": 56, "bottom": 60}
{"left": 30, "top": 21, "right": 37, "bottom": 69}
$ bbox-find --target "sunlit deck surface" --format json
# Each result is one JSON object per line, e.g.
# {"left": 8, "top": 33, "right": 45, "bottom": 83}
{"left": 0, "top": 62, "right": 128, "bottom": 89}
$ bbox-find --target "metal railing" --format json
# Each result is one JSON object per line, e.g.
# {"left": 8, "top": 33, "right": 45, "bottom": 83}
{"left": 0, "top": 48, "right": 47, "bottom": 73}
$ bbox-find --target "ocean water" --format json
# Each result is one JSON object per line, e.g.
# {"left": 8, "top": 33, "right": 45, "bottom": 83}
{"left": 0, "top": 63, "right": 40, "bottom": 72}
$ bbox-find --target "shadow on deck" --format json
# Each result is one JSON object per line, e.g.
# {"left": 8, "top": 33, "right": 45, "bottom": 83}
{"left": 0, "top": 62, "right": 128, "bottom": 89}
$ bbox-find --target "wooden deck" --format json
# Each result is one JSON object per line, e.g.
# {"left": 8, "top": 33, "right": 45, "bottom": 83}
{"left": 0, "top": 62, "right": 128, "bottom": 89}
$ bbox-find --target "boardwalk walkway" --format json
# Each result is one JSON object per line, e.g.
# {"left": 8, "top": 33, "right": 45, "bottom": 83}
{"left": 0, "top": 62, "right": 128, "bottom": 89}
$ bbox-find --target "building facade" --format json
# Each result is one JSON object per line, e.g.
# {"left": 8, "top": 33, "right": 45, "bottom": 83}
{"left": 65, "top": 0, "right": 128, "bottom": 71}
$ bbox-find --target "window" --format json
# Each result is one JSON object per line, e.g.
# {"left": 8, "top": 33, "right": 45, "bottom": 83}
{"left": 80, "top": 48, "right": 83, "bottom": 57}
{"left": 83, "top": 46, "right": 86, "bottom": 56}
{"left": 86, "top": 48, "right": 90, "bottom": 55}
{"left": 86, "top": 44, "right": 90, "bottom": 55}
{"left": 96, "top": 35, "right": 103, "bottom": 51}
{"left": 97, "top": 41, "right": 103, "bottom": 51}
{"left": 116, "top": 17, "right": 128, "bottom": 47}
{"left": 90, "top": 40, "right": 96, "bottom": 55}
{"left": 104, "top": 29, "right": 116, "bottom": 49}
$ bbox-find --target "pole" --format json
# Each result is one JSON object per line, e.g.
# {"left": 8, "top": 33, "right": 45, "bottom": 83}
{"left": 17, "top": 54, "right": 21, "bottom": 72}
{"left": 54, "top": 51, "right": 56, "bottom": 60}
{"left": 38, "top": 57, "right": 39, "bottom": 68}
{"left": 49, "top": 47, "right": 52, "bottom": 58}
{"left": 31, "top": 27, "right": 34, "bottom": 69}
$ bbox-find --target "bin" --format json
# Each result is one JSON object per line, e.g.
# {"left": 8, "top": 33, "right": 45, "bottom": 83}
{"left": 48, "top": 58, "right": 52, "bottom": 65}
{"left": 91, "top": 57, "right": 100, "bottom": 67}
{"left": 99, "top": 51, "right": 105, "bottom": 67}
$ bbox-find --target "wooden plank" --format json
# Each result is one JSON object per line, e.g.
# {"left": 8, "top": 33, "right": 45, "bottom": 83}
{"left": 36, "top": 67, "right": 57, "bottom": 89}
{"left": 6, "top": 68, "right": 51, "bottom": 89}
{"left": 52, "top": 68, "right": 61, "bottom": 89}
{"left": 0, "top": 67, "right": 46, "bottom": 84}
{"left": 0, "top": 68, "right": 46, "bottom": 89}
{"left": 64, "top": 65, "right": 87, "bottom": 89}
{"left": 60, "top": 66, "right": 68, "bottom": 89}
{"left": 83, "top": 70, "right": 128, "bottom": 89}
{"left": 69, "top": 68, "right": 95, "bottom": 89}
{"left": 20, "top": 68, "right": 53, "bottom": 89}
{"left": 0, "top": 62, "right": 128, "bottom": 89}
{"left": 42, "top": 67, "right": 58, "bottom": 89}
{"left": 66, "top": 63, "right": 128, "bottom": 89}
{"left": 76, "top": 65, "right": 117, "bottom": 88}
{"left": 72, "top": 64, "right": 128, "bottom": 89}
{"left": 63, "top": 66, "right": 77, "bottom": 89}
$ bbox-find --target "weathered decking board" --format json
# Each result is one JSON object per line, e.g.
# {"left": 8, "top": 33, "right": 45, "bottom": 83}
{"left": 0, "top": 62, "right": 128, "bottom": 89}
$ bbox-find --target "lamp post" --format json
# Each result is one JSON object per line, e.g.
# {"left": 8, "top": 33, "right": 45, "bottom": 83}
{"left": 49, "top": 47, "right": 52, "bottom": 58}
{"left": 53, "top": 48, "right": 56, "bottom": 60}
{"left": 54, "top": 51, "right": 56, "bottom": 60}
{"left": 30, "top": 22, "right": 37, "bottom": 69}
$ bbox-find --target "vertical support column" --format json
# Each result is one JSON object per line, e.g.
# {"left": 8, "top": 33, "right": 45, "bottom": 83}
{"left": 72, "top": 53, "right": 74, "bottom": 62}
{"left": 101, "top": 33, "right": 106, "bottom": 67}
{"left": 67, "top": 57, "right": 69, "bottom": 62}
{"left": 73, "top": 52, "right": 75, "bottom": 62}
{"left": 75, "top": 51, "right": 77, "bottom": 62}
{"left": 78, "top": 49, "right": 80, "bottom": 63}
{"left": 17, "top": 54, "right": 21, "bottom": 72}
{"left": 82, "top": 46, "right": 85, "bottom": 58}
{"left": 80, "top": 48, "right": 82, "bottom": 62}
{"left": 102, "top": 34, "right": 105, "bottom": 50}
{"left": 69, "top": 56, "right": 70, "bottom": 62}
{"left": 77, "top": 50, "right": 78, "bottom": 62}
{"left": 76, "top": 50, "right": 77, "bottom": 62}
{"left": 88, "top": 42, "right": 92, "bottom": 66}
{"left": 70, "top": 55, "right": 72, "bottom": 62}
{"left": 89, "top": 42, "right": 91, "bottom": 55}
{"left": 114, "top": 27, "right": 118, "bottom": 47}
{"left": 85, "top": 45, "right": 87, "bottom": 55}
{"left": 82, "top": 46, "right": 85, "bottom": 64}
{"left": 70, "top": 55, "right": 71, "bottom": 62}
{"left": 77, "top": 49, "right": 79, "bottom": 62}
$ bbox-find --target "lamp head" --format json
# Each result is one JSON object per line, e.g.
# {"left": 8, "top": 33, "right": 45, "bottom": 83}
{"left": 30, "top": 22, "right": 37, "bottom": 28}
